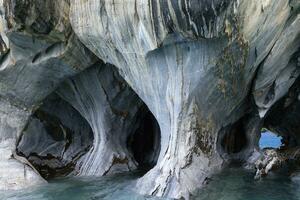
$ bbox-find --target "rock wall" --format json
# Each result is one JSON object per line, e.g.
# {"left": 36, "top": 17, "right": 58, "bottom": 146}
{"left": 69, "top": 0, "right": 299, "bottom": 198}
{"left": 17, "top": 93, "right": 94, "bottom": 179}
{"left": 0, "top": 0, "right": 96, "bottom": 189}
{"left": 0, "top": 0, "right": 298, "bottom": 199}
{"left": 0, "top": 99, "right": 45, "bottom": 190}
{"left": 264, "top": 77, "right": 300, "bottom": 147}
{"left": 57, "top": 63, "right": 144, "bottom": 176}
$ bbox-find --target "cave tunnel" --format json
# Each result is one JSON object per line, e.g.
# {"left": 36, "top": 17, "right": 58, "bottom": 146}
{"left": 15, "top": 60, "right": 163, "bottom": 179}
{"left": 219, "top": 117, "right": 248, "bottom": 155}
{"left": 17, "top": 93, "right": 94, "bottom": 180}
{"left": 17, "top": 92, "right": 162, "bottom": 178}
{"left": 127, "top": 105, "right": 161, "bottom": 171}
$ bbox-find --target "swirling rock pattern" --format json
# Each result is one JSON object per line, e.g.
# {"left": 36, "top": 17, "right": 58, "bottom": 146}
{"left": 57, "top": 63, "right": 144, "bottom": 176}
{"left": 0, "top": 0, "right": 298, "bottom": 199}
{"left": 69, "top": 0, "right": 299, "bottom": 198}
{"left": 17, "top": 93, "right": 94, "bottom": 179}
{"left": 0, "top": 0, "right": 96, "bottom": 190}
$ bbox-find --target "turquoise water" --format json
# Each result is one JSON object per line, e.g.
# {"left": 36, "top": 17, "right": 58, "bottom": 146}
{"left": 259, "top": 131, "right": 282, "bottom": 149}
{"left": 0, "top": 131, "right": 292, "bottom": 200}
{"left": 1, "top": 168, "right": 299, "bottom": 200}
{"left": 193, "top": 167, "right": 300, "bottom": 200}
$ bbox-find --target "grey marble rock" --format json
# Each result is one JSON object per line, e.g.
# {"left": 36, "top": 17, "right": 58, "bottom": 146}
{"left": 0, "top": 0, "right": 298, "bottom": 199}
{"left": 254, "top": 147, "right": 300, "bottom": 180}
{"left": 253, "top": 14, "right": 300, "bottom": 117}
{"left": 0, "top": 0, "right": 97, "bottom": 190}
{"left": 264, "top": 77, "right": 300, "bottom": 147}
{"left": 0, "top": 98, "right": 45, "bottom": 190}
{"left": 57, "top": 63, "right": 145, "bottom": 176}
{"left": 17, "top": 93, "right": 93, "bottom": 179}
{"left": 69, "top": 0, "right": 299, "bottom": 198}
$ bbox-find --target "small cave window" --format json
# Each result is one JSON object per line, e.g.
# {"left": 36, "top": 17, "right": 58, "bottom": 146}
{"left": 259, "top": 129, "right": 283, "bottom": 149}
{"left": 127, "top": 107, "right": 161, "bottom": 171}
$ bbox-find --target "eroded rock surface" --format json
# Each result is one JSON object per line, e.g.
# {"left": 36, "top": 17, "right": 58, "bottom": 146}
{"left": 69, "top": 0, "right": 299, "bottom": 198}
{"left": 57, "top": 63, "right": 144, "bottom": 176}
{"left": 0, "top": 0, "right": 96, "bottom": 189}
{"left": 0, "top": 99, "right": 45, "bottom": 190}
{"left": 17, "top": 94, "right": 93, "bottom": 179}
{"left": 0, "top": 0, "right": 298, "bottom": 199}
{"left": 254, "top": 147, "right": 300, "bottom": 180}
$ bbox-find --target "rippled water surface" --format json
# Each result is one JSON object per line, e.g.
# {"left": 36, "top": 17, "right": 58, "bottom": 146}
{"left": 1, "top": 168, "right": 300, "bottom": 200}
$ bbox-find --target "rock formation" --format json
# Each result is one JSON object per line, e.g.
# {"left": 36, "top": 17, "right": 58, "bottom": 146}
{"left": 57, "top": 63, "right": 145, "bottom": 176}
{"left": 69, "top": 0, "right": 299, "bottom": 198}
{"left": 254, "top": 147, "right": 300, "bottom": 180}
{"left": 0, "top": 0, "right": 96, "bottom": 189}
{"left": 17, "top": 93, "right": 94, "bottom": 179}
{"left": 0, "top": 0, "right": 299, "bottom": 199}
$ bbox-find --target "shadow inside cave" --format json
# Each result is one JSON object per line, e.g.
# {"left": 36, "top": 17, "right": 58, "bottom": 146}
{"left": 127, "top": 105, "right": 161, "bottom": 171}
{"left": 16, "top": 93, "right": 94, "bottom": 179}
{"left": 16, "top": 91, "right": 161, "bottom": 179}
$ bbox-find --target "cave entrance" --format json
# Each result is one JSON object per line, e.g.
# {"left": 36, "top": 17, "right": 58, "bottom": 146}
{"left": 127, "top": 106, "right": 161, "bottom": 171}
{"left": 220, "top": 118, "right": 248, "bottom": 154}
{"left": 17, "top": 93, "right": 94, "bottom": 180}
{"left": 259, "top": 129, "right": 283, "bottom": 149}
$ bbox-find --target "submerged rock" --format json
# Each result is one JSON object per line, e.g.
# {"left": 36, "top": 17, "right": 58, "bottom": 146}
{"left": 254, "top": 147, "right": 300, "bottom": 180}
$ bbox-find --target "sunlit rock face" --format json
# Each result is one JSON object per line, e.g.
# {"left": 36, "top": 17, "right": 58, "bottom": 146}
{"left": 70, "top": 0, "right": 299, "bottom": 198}
{"left": 0, "top": 0, "right": 96, "bottom": 189}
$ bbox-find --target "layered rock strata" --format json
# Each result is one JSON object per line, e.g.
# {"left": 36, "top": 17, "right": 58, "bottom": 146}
{"left": 57, "top": 64, "right": 144, "bottom": 176}
{"left": 17, "top": 94, "right": 94, "bottom": 179}
{"left": 0, "top": 0, "right": 298, "bottom": 199}
{"left": 70, "top": 0, "right": 299, "bottom": 198}
{"left": 0, "top": 0, "right": 96, "bottom": 189}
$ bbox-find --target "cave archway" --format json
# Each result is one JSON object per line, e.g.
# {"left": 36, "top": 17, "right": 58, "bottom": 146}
{"left": 17, "top": 79, "right": 162, "bottom": 178}
{"left": 17, "top": 93, "right": 94, "bottom": 179}
{"left": 127, "top": 106, "right": 161, "bottom": 170}
{"left": 219, "top": 117, "right": 248, "bottom": 155}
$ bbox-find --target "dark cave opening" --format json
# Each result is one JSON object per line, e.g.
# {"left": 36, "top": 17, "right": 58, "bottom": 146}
{"left": 127, "top": 106, "right": 161, "bottom": 170}
{"left": 219, "top": 118, "right": 248, "bottom": 155}
{"left": 17, "top": 93, "right": 94, "bottom": 180}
